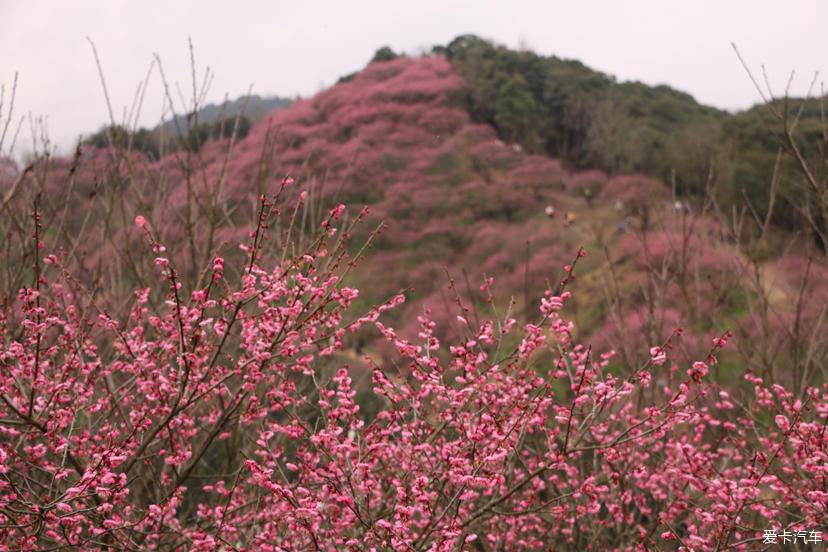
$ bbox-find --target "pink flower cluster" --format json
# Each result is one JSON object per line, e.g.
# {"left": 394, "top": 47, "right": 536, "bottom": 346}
{"left": 0, "top": 200, "right": 825, "bottom": 551}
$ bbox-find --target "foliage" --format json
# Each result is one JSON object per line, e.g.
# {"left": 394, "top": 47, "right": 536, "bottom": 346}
{"left": 443, "top": 34, "right": 722, "bottom": 189}
{"left": 84, "top": 115, "right": 252, "bottom": 157}
{"left": 371, "top": 46, "right": 399, "bottom": 64}
{"left": 83, "top": 125, "right": 160, "bottom": 158}
{"left": 494, "top": 74, "right": 538, "bottom": 144}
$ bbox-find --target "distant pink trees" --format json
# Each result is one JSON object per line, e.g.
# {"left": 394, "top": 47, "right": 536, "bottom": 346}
{"left": 600, "top": 174, "right": 665, "bottom": 202}
{"left": 567, "top": 169, "right": 608, "bottom": 196}
{"left": 1, "top": 194, "right": 825, "bottom": 551}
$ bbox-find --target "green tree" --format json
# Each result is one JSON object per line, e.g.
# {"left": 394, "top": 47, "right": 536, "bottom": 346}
{"left": 371, "top": 46, "right": 398, "bottom": 64}
{"left": 494, "top": 74, "right": 538, "bottom": 145}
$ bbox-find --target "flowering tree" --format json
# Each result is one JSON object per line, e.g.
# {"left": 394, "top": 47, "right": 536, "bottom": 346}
{"left": 1, "top": 180, "right": 826, "bottom": 552}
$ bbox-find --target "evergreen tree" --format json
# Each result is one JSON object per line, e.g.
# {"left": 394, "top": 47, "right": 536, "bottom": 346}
{"left": 494, "top": 74, "right": 537, "bottom": 145}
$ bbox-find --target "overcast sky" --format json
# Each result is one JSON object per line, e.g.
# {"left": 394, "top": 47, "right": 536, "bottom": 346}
{"left": 1, "top": 0, "right": 825, "bottom": 155}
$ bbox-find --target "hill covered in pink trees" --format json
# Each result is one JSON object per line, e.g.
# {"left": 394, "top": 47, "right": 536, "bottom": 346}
{"left": 131, "top": 55, "right": 578, "bottom": 341}
{"left": 175, "top": 54, "right": 824, "bottom": 381}
{"left": 25, "top": 52, "right": 824, "bottom": 384}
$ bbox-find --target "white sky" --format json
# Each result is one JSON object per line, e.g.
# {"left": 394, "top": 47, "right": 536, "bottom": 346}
{"left": 1, "top": 0, "right": 825, "bottom": 155}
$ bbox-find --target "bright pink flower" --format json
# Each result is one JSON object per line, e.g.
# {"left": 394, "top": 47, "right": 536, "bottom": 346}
{"left": 650, "top": 346, "right": 667, "bottom": 366}
{"left": 688, "top": 361, "right": 709, "bottom": 382}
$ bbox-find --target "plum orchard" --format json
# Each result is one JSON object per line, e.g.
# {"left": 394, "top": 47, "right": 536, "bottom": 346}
{"left": 0, "top": 185, "right": 825, "bottom": 550}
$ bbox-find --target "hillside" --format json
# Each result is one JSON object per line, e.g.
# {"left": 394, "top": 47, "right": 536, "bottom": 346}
{"left": 227, "top": 54, "right": 824, "bottom": 373}
{"left": 441, "top": 35, "right": 827, "bottom": 236}
{"left": 3, "top": 48, "right": 826, "bottom": 384}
